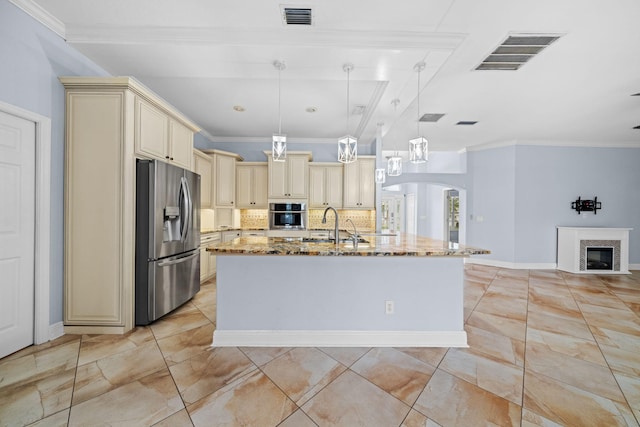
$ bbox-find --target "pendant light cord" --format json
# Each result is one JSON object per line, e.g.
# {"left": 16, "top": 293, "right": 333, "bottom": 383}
{"left": 346, "top": 66, "right": 350, "bottom": 134}
{"left": 278, "top": 64, "right": 282, "bottom": 135}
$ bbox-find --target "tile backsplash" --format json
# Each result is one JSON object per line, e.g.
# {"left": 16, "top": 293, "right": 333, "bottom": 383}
{"left": 227, "top": 208, "right": 377, "bottom": 231}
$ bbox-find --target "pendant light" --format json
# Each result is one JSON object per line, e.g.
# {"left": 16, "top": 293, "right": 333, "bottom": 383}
{"left": 387, "top": 98, "right": 403, "bottom": 176}
{"left": 338, "top": 63, "right": 357, "bottom": 163}
{"left": 374, "top": 168, "right": 386, "bottom": 184}
{"left": 409, "top": 61, "right": 428, "bottom": 164}
{"left": 272, "top": 60, "right": 287, "bottom": 162}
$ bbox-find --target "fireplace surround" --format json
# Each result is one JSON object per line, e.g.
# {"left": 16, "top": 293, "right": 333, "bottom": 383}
{"left": 557, "top": 227, "right": 631, "bottom": 274}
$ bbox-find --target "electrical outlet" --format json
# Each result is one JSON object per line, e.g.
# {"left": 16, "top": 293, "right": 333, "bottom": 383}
{"left": 385, "top": 300, "right": 394, "bottom": 314}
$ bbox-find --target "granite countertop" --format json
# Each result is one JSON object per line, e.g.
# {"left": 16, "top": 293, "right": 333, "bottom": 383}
{"left": 205, "top": 234, "right": 490, "bottom": 257}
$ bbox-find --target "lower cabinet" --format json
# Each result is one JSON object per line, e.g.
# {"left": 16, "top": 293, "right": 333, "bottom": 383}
{"left": 200, "top": 233, "right": 220, "bottom": 282}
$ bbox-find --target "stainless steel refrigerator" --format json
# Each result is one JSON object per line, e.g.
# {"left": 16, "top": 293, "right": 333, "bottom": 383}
{"left": 135, "top": 159, "right": 201, "bottom": 325}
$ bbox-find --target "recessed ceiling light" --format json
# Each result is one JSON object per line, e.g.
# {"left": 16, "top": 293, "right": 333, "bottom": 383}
{"left": 456, "top": 121, "right": 478, "bottom": 126}
{"left": 233, "top": 105, "right": 245, "bottom": 112}
{"left": 352, "top": 105, "right": 366, "bottom": 115}
{"left": 306, "top": 106, "right": 318, "bottom": 113}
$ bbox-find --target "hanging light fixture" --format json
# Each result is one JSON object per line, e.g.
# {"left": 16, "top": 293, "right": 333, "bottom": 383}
{"left": 409, "top": 61, "right": 428, "bottom": 164}
{"left": 272, "top": 60, "right": 287, "bottom": 162}
{"left": 374, "top": 168, "right": 386, "bottom": 184}
{"left": 338, "top": 63, "right": 357, "bottom": 163}
{"left": 387, "top": 98, "right": 403, "bottom": 176}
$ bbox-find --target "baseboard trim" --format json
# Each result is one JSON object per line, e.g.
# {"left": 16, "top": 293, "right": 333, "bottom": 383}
{"left": 212, "top": 330, "right": 468, "bottom": 348}
{"left": 629, "top": 264, "right": 640, "bottom": 271}
{"left": 465, "top": 258, "right": 557, "bottom": 270}
{"left": 49, "top": 322, "right": 64, "bottom": 341}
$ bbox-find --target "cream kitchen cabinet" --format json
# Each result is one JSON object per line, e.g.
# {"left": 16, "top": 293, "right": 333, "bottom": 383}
{"left": 343, "top": 156, "right": 376, "bottom": 209}
{"left": 242, "top": 230, "right": 267, "bottom": 237}
{"left": 203, "top": 150, "right": 242, "bottom": 208}
{"left": 309, "top": 163, "right": 343, "bottom": 208}
{"left": 60, "top": 76, "right": 200, "bottom": 334}
{"left": 135, "top": 96, "right": 194, "bottom": 170}
{"left": 267, "top": 152, "right": 312, "bottom": 199}
{"left": 200, "top": 232, "right": 220, "bottom": 282}
{"left": 193, "top": 149, "right": 213, "bottom": 208}
{"left": 222, "top": 230, "right": 242, "bottom": 242}
{"left": 236, "top": 162, "right": 268, "bottom": 208}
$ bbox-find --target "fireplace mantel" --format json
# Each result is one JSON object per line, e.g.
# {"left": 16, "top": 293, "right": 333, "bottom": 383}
{"left": 557, "top": 227, "right": 632, "bottom": 274}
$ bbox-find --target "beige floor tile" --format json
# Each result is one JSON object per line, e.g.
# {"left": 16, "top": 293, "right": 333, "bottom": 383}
{"left": 599, "top": 344, "right": 640, "bottom": 377}
{"left": 520, "top": 408, "right": 564, "bottom": 427}
{"left": 526, "top": 309, "right": 594, "bottom": 340}
{"left": 439, "top": 347, "right": 523, "bottom": 405}
{"left": 526, "top": 327, "right": 608, "bottom": 366}
{"left": 578, "top": 303, "right": 640, "bottom": 337}
{"left": 0, "top": 340, "right": 79, "bottom": 388}
{"left": 496, "top": 268, "right": 530, "bottom": 280}
{"left": 318, "top": 346, "right": 370, "bottom": 366}
{"left": 187, "top": 370, "right": 296, "bottom": 427}
{"left": 73, "top": 339, "right": 167, "bottom": 405}
{"left": 466, "top": 310, "right": 526, "bottom": 341}
{"left": 525, "top": 341, "right": 625, "bottom": 403}
{"left": 613, "top": 372, "right": 640, "bottom": 412}
{"left": 150, "top": 302, "right": 213, "bottom": 340}
{"left": 592, "top": 327, "right": 640, "bottom": 354}
{"left": 401, "top": 409, "right": 443, "bottom": 427}
{"left": 524, "top": 370, "right": 633, "bottom": 427}
{"left": 394, "top": 347, "right": 449, "bottom": 367}
{"left": 239, "top": 347, "right": 292, "bottom": 366}
{"left": 301, "top": 370, "right": 410, "bottom": 427}
{"left": 465, "top": 324, "right": 525, "bottom": 367}
{"left": 528, "top": 285, "right": 582, "bottom": 317}
{"left": 0, "top": 334, "right": 80, "bottom": 363}
{"left": 278, "top": 409, "right": 319, "bottom": 427}
{"left": 474, "top": 292, "right": 528, "bottom": 322}
{"left": 170, "top": 346, "right": 256, "bottom": 405}
{"left": 27, "top": 409, "right": 70, "bottom": 427}
{"left": 0, "top": 366, "right": 75, "bottom": 426}
{"left": 351, "top": 347, "right": 435, "bottom": 405}
{"left": 152, "top": 408, "right": 194, "bottom": 426}
{"left": 68, "top": 370, "right": 184, "bottom": 427}
{"left": 414, "top": 369, "right": 521, "bottom": 427}
{"left": 571, "top": 286, "right": 631, "bottom": 310}
{"left": 464, "top": 264, "right": 499, "bottom": 282}
{"left": 157, "top": 323, "right": 216, "bottom": 365}
{"left": 262, "top": 347, "right": 346, "bottom": 405}
{"left": 78, "top": 326, "right": 155, "bottom": 366}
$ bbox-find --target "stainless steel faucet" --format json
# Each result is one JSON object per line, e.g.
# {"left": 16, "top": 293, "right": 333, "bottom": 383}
{"left": 346, "top": 218, "right": 359, "bottom": 248}
{"left": 322, "top": 206, "right": 340, "bottom": 246}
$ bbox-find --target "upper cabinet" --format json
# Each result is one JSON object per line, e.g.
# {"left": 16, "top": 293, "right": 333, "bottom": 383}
{"left": 236, "top": 162, "right": 268, "bottom": 208}
{"left": 309, "top": 163, "right": 343, "bottom": 208}
{"left": 135, "top": 96, "right": 194, "bottom": 170}
{"left": 267, "top": 152, "right": 312, "bottom": 199}
{"left": 343, "top": 157, "right": 375, "bottom": 209}
{"left": 193, "top": 149, "right": 213, "bottom": 208}
{"left": 199, "top": 149, "right": 243, "bottom": 209}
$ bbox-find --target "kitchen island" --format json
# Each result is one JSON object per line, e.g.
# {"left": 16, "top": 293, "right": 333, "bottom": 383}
{"left": 206, "top": 234, "right": 489, "bottom": 347}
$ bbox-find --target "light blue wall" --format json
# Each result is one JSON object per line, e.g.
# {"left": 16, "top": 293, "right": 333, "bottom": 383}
{"left": 467, "top": 145, "right": 640, "bottom": 264}
{"left": 0, "top": 0, "right": 109, "bottom": 324}
{"left": 467, "top": 146, "right": 517, "bottom": 262}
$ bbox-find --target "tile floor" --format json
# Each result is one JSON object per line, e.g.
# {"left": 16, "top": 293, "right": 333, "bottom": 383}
{"left": 1, "top": 265, "right": 639, "bottom": 426}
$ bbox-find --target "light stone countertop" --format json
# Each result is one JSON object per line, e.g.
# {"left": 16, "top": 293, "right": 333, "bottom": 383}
{"left": 205, "top": 233, "right": 490, "bottom": 257}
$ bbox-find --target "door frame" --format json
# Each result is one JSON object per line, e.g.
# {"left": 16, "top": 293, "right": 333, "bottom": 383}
{"left": 0, "top": 100, "right": 51, "bottom": 345}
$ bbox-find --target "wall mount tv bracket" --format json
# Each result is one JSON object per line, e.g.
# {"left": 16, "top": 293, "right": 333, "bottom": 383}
{"left": 571, "top": 196, "right": 601, "bottom": 214}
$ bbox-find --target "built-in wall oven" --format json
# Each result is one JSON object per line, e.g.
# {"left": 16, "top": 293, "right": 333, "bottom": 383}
{"left": 269, "top": 202, "right": 307, "bottom": 230}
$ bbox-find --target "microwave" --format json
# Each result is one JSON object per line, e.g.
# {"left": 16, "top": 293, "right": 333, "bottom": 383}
{"left": 269, "top": 202, "right": 307, "bottom": 230}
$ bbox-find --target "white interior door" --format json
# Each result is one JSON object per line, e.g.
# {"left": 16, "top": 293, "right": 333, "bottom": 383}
{"left": 0, "top": 111, "right": 35, "bottom": 358}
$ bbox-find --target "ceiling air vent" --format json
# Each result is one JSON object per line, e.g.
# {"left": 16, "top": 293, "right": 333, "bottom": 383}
{"left": 476, "top": 34, "right": 560, "bottom": 71}
{"left": 419, "top": 113, "right": 445, "bottom": 123}
{"left": 281, "top": 7, "right": 313, "bottom": 25}
{"left": 456, "top": 121, "right": 477, "bottom": 126}
{"left": 634, "top": 125, "right": 640, "bottom": 130}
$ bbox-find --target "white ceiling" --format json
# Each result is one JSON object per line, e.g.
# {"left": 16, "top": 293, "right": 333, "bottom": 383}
{"left": 25, "top": 0, "right": 640, "bottom": 151}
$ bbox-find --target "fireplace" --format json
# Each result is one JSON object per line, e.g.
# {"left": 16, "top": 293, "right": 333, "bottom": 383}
{"left": 585, "top": 246, "right": 614, "bottom": 271}
{"left": 557, "top": 227, "right": 631, "bottom": 274}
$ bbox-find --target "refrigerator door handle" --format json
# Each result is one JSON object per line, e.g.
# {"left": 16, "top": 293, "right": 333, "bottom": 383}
{"left": 157, "top": 251, "right": 199, "bottom": 267}
{"left": 179, "top": 176, "right": 192, "bottom": 242}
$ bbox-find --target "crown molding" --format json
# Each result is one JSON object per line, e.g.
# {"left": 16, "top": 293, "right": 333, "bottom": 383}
{"left": 8, "top": 0, "right": 65, "bottom": 39}
{"left": 466, "top": 139, "right": 640, "bottom": 152}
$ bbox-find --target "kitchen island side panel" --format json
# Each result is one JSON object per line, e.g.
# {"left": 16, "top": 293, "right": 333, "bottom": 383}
{"left": 215, "top": 255, "right": 464, "bottom": 333}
